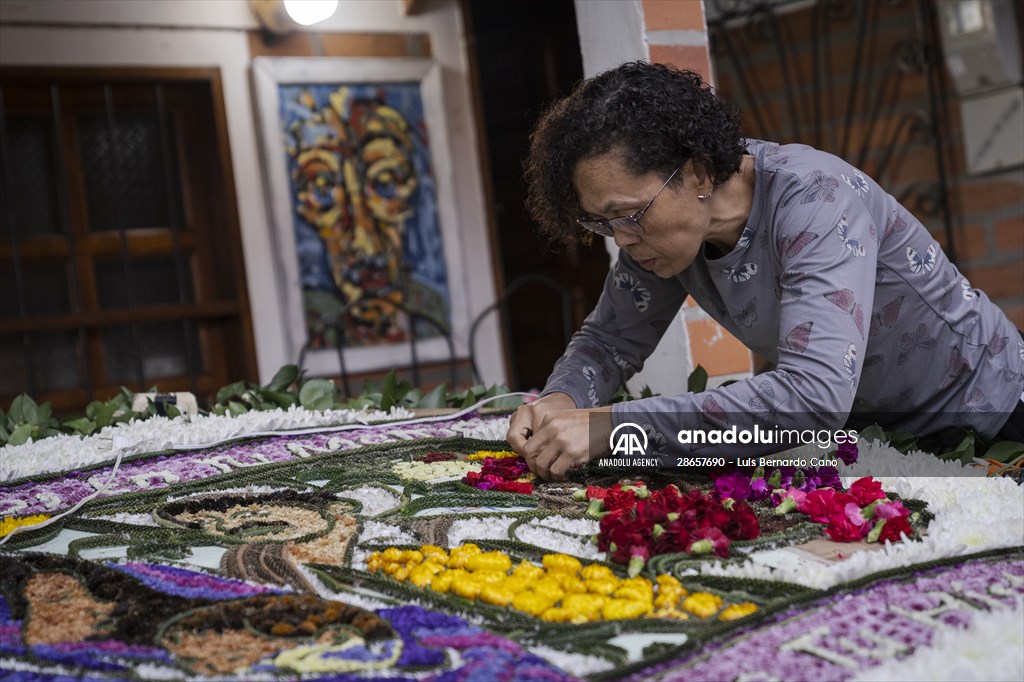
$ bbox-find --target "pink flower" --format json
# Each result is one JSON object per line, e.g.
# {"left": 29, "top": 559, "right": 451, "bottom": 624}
{"left": 844, "top": 502, "right": 868, "bottom": 526}
{"left": 874, "top": 500, "right": 909, "bottom": 520}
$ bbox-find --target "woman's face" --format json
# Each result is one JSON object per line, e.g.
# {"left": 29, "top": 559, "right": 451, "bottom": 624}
{"left": 572, "top": 152, "right": 712, "bottom": 278}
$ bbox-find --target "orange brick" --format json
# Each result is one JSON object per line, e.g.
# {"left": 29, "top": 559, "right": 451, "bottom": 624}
{"left": 643, "top": 0, "right": 705, "bottom": 31}
{"left": 954, "top": 179, "right": 1024, "bottom": 214}
{"left": 964, "top": 261, "right": 1024, "bottom": 301}
{"left": 649, "top": 44, "right": 711, "bottom": 84}
{"left": 1003, "top": 303, "right": 1024, "bottom": 328}
{"left": 687, "top": 318, "right": 752, "bottom": 375}
{"left": 995, "top": 216, "right": 1024, "bottom": 253}
{"left": 955, "top": 224, "right": 989, "bottom": 263}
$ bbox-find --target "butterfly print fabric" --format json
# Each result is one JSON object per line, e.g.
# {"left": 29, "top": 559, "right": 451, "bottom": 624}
{"left": 538, "top": 139, "right": 1024, "bottom": 458}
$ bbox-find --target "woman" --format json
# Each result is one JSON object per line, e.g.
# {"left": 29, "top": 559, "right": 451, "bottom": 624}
{"left": 508, "top": 61, "right": 1024, "bottom": 481}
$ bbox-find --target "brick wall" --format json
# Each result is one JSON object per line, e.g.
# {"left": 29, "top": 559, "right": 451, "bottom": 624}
{"left": 641, "top": 0, "right": 755, "bottom": 384}
{"left": 709, "top": 0, "right": 1023, "bottom": 329}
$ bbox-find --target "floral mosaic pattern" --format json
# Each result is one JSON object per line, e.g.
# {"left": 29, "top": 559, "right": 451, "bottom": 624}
{"left": 0, "top": 412, "right": 1020, "bottom": 680}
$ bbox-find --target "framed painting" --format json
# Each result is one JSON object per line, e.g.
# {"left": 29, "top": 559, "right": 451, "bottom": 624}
{"left": 252, "top": 57, "right": 469, "bottom": 376}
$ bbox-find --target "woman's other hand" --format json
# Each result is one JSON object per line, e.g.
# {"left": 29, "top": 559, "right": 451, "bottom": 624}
{"left": 507, "top": 392, "right": 577, "bottom": 454}
{"left": 509, "top": 394, "right": 612, "bottom": 481}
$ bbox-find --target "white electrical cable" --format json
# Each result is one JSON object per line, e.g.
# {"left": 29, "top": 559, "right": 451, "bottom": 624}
{"left": 159, "top": 391, "right": 533, "bottom": 450}
{"left": 0, "top": 444, "right": 127, "bottom": 547}
{"left": 0, "top": 392, "right": 531, "bottom": 543}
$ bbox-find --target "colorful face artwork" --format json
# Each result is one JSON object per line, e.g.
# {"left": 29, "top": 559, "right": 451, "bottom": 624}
{"left": 282, "top": 83, "right": 451, "bottom": 348}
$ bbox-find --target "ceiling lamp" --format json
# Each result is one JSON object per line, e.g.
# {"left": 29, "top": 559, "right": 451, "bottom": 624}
{"left": 283, "top": 0, "right": 339, "bottom": 26}
{"left": 249, "top": 0, "right": 338, "bottom": 35}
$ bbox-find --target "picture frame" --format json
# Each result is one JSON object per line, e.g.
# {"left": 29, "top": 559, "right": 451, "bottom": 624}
{"left": 251, "top": 56, "right": 470, "bottom": 378}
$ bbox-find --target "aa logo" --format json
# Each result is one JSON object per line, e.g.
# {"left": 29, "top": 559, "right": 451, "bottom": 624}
{"left": 609, "top": 422, "right": 648, "bottom": 456}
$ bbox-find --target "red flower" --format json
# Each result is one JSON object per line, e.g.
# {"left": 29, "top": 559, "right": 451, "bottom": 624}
{"left": 878, "top": 515, "right": 912, "bottom": 543}
{"left": 825, "top": 509, "right": 869, "bottom": 542}
{"left": 799, "top": 489, "right": 856, "bottom": 524}
{"left": 602, "top": 484, "right": 641, "bottom": 513}
{"left": 585, "top": 485, "right": 608, "bottom": 501}
{"left": 688, "top": 527, "right": 731, "bottom": 557}
{"left": 493, "top": 480, "right": 534, "bottom": 495}
{"left": 849, "top": 477, "right": 887, "bottom": 506}
{"left": 634, "top": 498, "right": 672, "bottom": 527}
{"left": 653, "top": 520, "right": 691, "bottom": 555}
{"left": 482, "top": 457, "right": 529, "bottom": 480}
{"left": 420, "top": 451, "right": 456, "bottom": 462}
{"left": 721, "top": 501, "right": 760, "bottom": 540}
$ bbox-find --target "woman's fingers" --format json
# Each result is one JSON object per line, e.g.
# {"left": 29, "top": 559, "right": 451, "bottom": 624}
{"left": 507, "top": 407, "right": 535, "bottom": 454}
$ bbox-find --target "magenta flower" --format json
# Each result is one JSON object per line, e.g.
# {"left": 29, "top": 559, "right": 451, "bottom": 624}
{"left": 714, "top": 473, "right": 753, "bottom": 501}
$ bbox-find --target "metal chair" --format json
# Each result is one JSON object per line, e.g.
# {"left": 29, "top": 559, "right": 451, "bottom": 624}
{"left": 297, "top": 297, "right": 457, "bottom": 396}
{"left": 468, "top": 273, "right": 574, "bottom": 386}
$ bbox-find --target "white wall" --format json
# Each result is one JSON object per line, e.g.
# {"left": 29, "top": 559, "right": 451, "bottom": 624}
{"left": 573, "top": 0, "right": 694, "bottom": 398}
{"left": 0, "top": 0, "right": 504, "bottom": 386}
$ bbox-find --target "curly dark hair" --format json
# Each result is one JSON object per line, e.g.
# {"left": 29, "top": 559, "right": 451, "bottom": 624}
{"left": 524, "top": 62, "right": 746, "bottom": 248}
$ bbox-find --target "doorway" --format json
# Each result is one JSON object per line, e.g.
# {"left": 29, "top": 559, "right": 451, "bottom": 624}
{"left": 463, "top": 0, "right": 610, "bottom": 391}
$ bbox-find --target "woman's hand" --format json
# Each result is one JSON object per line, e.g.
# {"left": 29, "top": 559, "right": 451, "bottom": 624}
{"left": 507, "top": 392, "right": 577, "bottom": 453}
{"left": 508, "top": 394, "right": 613, "bottom": 481}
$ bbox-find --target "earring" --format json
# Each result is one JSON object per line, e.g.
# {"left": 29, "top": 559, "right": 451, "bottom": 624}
{"left": 697, "top": 192, "right": 712, "bottom": 200}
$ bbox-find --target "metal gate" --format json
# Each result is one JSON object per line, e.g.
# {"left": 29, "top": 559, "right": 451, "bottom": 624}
{"left": 707, "top": 0, "right": 957, "bottom": 261}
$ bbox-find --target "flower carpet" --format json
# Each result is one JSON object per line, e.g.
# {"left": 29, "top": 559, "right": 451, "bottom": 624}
{"left": 0, "top": 409, "right": 1022, "bottom": 681}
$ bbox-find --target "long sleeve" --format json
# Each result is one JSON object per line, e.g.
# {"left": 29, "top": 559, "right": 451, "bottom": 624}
{"left": 611, "top": 163, "right": 882, "bottom": 458}
{"left": 542, "top": 251, "right": 688, "bottom": 408}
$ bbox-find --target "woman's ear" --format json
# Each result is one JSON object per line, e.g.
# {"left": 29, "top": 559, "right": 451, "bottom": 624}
{"left": 689, "top": 161, "right": 712, "bottom": 194}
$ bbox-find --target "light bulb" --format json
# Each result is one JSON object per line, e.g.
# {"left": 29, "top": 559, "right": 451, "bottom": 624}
{"left": 283, "top": 0, "right": 339, "bottom": 26}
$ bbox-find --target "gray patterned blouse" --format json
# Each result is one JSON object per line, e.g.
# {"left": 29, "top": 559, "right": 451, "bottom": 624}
{"left": 542, "top": 139, "right": 1024, "bottom": 456}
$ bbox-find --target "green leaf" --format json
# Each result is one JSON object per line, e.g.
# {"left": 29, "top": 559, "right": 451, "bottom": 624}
{"left": 260, "top": 389, "right": 298, "bottom": 409}
{"left": 265, "top": 364, "right": 299, "bottom": 392}
{"left": 227, "top": 400, "right": 248, "bottom": 417}
{"left": 85, "top": 400, "right": 103, "bottom": 420}
{"left": 10, "top": 394, "right": 38, "bottom": 425}
{"left": 952, "top": 433, "right": 975, "bottom": 463}
{"left": 343, "top": 396, "right": 376, "bottom": 410}
{"left": 216, "top": 381, "right": 246, "bottom": 404}
{"left": 491, "top": 395, "right": 524, "bottom": 409}
{"left": 419, "top": 383, "right": 448, "bottom": 409}
{"left": 888, "top": 431, "right": 918, "bottom": 453}
{"left": 7, "top": 423, "right": 33, "bottom": 446}
{"left": 688, "top": 365, "right": 709, "bottom": 393}
{"left": 94, "top": 401, "right": 121, "bottom": 429}
{"left": 381, "top": 370, "right": 398, "bottom": 399}
{"left": 299, "top": 379, "right": 336, "bottom": 411}
{"left": 981, "top": 440, "right": 1024, "bottom": 463}
{"left": 164, "top": 403, "right": 181, "bottom": 419}
{"left": 858, "top": 424, "right": 888, "bottom": 445}
{"left": 62, "top": 417, "right": 96, "bottom": 436}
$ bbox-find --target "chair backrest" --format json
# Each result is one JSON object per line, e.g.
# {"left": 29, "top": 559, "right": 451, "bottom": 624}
{"left": 468, "top": 273, "right": 573, "bottom": 386}
{"left": 297, "top": 297, "right": 456, "bottom": 396}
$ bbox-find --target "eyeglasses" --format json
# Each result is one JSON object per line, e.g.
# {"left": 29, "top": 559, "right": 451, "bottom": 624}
{"left": 576, "top": 165, "right": 681, "bottom": 237}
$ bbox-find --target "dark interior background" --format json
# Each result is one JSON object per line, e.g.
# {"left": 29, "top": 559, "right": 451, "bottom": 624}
{"left": 463, "top": 0, "right": 609, "bottom": 391}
